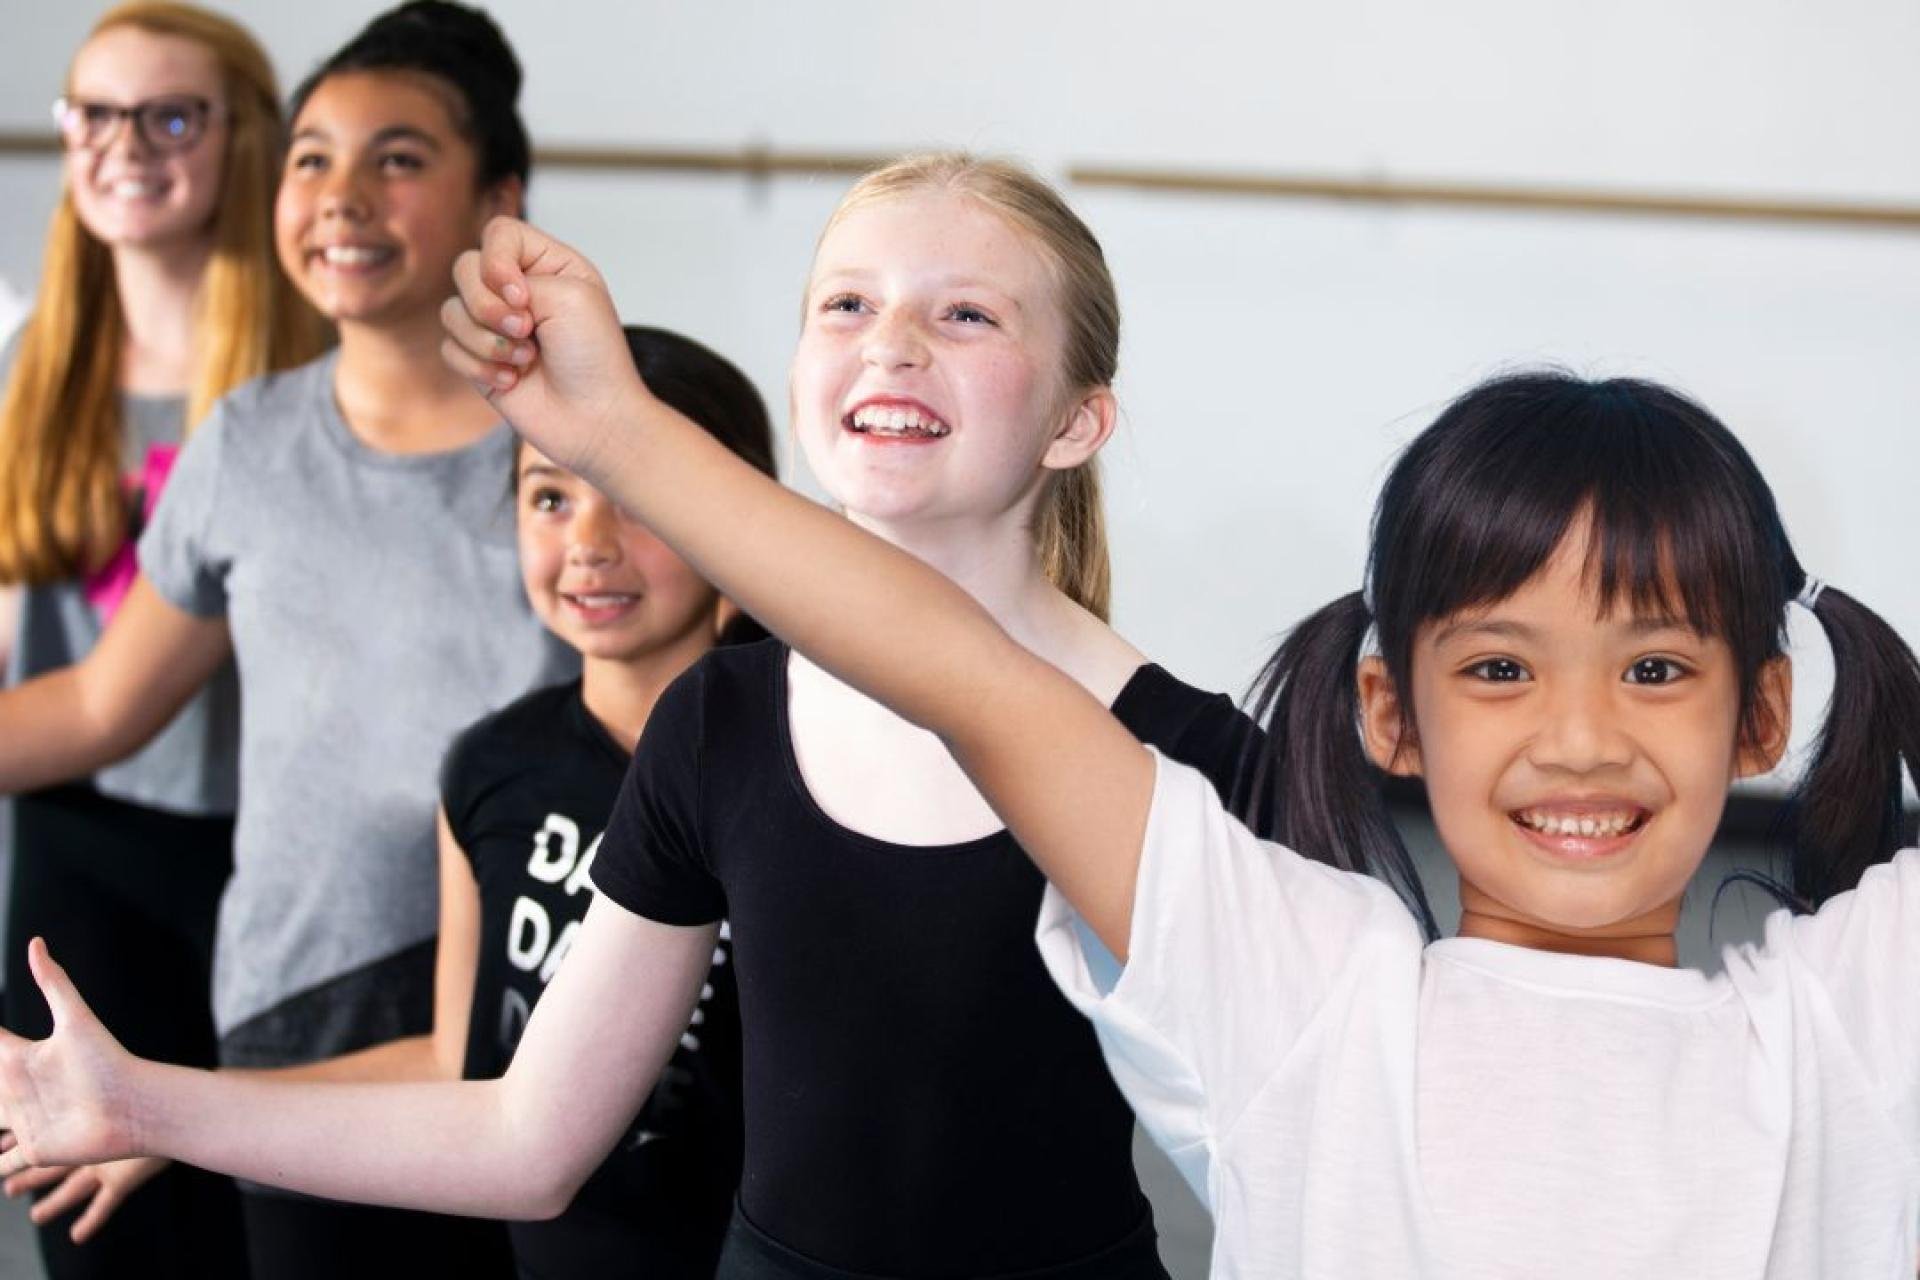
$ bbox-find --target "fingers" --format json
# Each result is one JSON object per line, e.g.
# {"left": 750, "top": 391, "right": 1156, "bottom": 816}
{"left": 26, "top": 1165, "right": 96, "bottom": 1227}
{"left": 452, "top": 248, "right": 532, "bottom": 346}
{"left": 27, "top": 938, "right": 87, "bottom": 1033}
{"left": 477, "top": 215, "right": 537, "bottom": 313}
{"left": 3, "top": 1161, "right": 66, "bottom": 1197}
{"left": 68, "top": 1176, "right": 122, "bottom": 1244}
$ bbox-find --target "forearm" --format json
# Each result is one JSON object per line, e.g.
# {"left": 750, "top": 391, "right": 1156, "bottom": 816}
{"left": 0, "top": 667, "right": 134, "bottom": 793}
{"left": 589, "top": 388, "right": 1023, "bottom": 743}
{"left": 230, "top": 1035, "right": 447, "bottom": 1086}
{"left": 130, "top": 1060, "right": 570, "bottom": 1219}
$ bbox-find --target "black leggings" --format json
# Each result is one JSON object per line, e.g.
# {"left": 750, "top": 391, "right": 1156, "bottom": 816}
{"left": 239, "top": 1192, "right": 513, "bottom": 1280}
{"left": 3, "top": 784, "right": 247, "bottom": 1280}
{"left": 714, "top": 1201, "right": 1171, "bottom": 1280}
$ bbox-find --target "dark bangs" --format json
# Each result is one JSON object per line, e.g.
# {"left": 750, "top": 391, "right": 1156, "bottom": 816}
{"left": 1368, "top": 373, "right": 1800, "bottom": 737}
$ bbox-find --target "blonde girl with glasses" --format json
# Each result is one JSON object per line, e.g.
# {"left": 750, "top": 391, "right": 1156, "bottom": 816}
{"left": 0, "top": 5, "right": 324, "bottom": 1276}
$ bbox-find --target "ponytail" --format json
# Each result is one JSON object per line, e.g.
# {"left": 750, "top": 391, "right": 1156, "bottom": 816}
{"left": 1035, "top": 462, "right": 1111, "bottom": 622}
{"left": 1788, "top": 587, "right": 1920, "bottom": 904}
{"left": 1246, "top": 592, "right": 1440, "bottom": 937}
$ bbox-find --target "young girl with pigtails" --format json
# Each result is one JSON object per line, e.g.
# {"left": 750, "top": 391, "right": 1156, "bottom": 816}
{"left": 0, "top": 154, "right": 1268, "bottom": 1280}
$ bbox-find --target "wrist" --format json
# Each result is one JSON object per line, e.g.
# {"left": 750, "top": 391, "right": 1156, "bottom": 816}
{"left": 115, "top": 1056, "right": 178, "bottom": 1161}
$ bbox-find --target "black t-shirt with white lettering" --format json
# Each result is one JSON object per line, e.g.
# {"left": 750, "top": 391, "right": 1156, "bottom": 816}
{"left": 441, "top": 681, "right": 742, "bottom": 1280}
{"left": 592, "top": 640, "right": 1266, "bottom": 1277}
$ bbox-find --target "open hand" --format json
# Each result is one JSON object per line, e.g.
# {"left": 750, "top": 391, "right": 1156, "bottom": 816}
{"left": 3, "top": 1152, "right": 167, "bottom": 1243}
{"left": 0, "top": 939, "right": 137, "bottom": 1179}
{"left": 441, "top": 216, "right": 647, "bottom": 483}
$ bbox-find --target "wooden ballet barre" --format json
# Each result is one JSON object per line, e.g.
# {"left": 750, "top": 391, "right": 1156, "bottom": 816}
{"left": 5, "top": 128, "right": 1918, "bottom": 231}
{"left": 1067, "top": 164, "right": 1920, "bottom": 231}
{"left": 0, "top": 131, "right": 892, "bottom": 179}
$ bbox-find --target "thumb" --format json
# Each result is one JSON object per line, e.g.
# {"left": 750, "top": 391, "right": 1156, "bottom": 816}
{"left": 27, "top": 939, "right": 92, "bottom": 1034}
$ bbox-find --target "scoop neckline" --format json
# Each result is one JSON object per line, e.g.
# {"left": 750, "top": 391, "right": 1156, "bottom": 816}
{"left": 771, "top": 642, "right": 1162, "bottom": 857}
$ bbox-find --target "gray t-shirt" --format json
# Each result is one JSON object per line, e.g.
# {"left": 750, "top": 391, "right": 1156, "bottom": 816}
{"left": 139, "top": 350, "right": 575, "bottom": 1053}
{"left": 7, "top": 393, "right": 241, "bottom": 815}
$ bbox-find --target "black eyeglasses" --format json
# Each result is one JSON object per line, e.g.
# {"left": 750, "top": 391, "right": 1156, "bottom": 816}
{"left": 52, "top": 95, "right": 219, "bottom": 153}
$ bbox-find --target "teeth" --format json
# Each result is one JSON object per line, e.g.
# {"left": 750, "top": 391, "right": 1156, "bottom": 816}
{"left": 111, "top": 180, "right": 162, "bottom": 198}
{"left": 320, "top": 246, "right": 392, "bottom": 267}
{"left": 848, "top": 404, "right": 949, "bottom": 437}
{"left": 1515, "top": 808, "right": 1641, "bottom": 838}
{"left": 570, "top": 594, "right": 635, "bottom": 608}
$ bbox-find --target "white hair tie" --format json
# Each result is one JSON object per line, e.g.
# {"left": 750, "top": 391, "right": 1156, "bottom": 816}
{"left": 1794, "top": 577, "right": 1826, "bottom": 612}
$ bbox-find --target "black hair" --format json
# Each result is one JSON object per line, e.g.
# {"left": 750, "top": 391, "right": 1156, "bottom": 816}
{"left": 619, "top": 326, "right": 776, "bottom": 484}
{"left": 289, "top": 1, "right": 530, "bottom": 190}
{"left": 1251, "top": 370, "right": 1920, "bottom": 933}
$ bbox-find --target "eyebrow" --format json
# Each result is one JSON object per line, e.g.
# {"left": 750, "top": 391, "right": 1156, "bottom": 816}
{"left": 1432, "top": 614, "right": 1696, "bottom": 647}
{"left": 518, "top": 463, "right": 567, "bottom": 483}
{"left": 810, "top": 268, "right": 1026, "bottom": 309}
{"left": 290, "top": 124, "right": 443, "bottom": 150}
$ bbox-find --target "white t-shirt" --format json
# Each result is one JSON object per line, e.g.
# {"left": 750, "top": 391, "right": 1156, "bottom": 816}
{"left": 1036, "top": 751, "right": 1920, "bottom": 1279}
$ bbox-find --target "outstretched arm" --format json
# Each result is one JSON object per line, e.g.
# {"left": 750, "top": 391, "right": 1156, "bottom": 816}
{"left": 442, "top": 220, "right": 1152, "bottom": 954}
{"left": 3, "top": 810, "right": 482, "bottom": 1239}
{"left": 0, "top": 579, "right": 230, "bottom": 794}
{"left": 0, "top": 900, "right": 715, "bottom": 1216}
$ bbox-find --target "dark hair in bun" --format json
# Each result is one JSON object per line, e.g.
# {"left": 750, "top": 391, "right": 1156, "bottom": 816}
{"left": 290, "top": 1, "right": 530, "bottom": 189}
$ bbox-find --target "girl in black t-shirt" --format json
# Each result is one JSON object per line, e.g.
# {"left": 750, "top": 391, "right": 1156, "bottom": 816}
{"left": 430, "top": 324, "right": 772, "bottom": 1277}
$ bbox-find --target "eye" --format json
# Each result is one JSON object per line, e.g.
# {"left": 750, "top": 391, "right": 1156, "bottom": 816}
{"left": 1625, "top": 656, "right": 1689, "bottom": 685}
{"left": 80, "top": 103, "right": 118, "bottom": 129}
{"left": 151, "top": 105, "right": 193, "bottom": 139}
{"left": 945, "top": 303, "right": 996, "bottom": 326}
{"left": 820, "top": 293, "right": 867, "bottom": 315}
{"left": 377, "top": 150, "right": 427, "bottom": 174}
{"left": 288, "top": 150, "right": 326, "bottom": 174}
{"left": 527, "top": 487, "right": 567, "bottom": 514}
{"left": 1465, "top": 657, "right": 1530, "bottom": 683}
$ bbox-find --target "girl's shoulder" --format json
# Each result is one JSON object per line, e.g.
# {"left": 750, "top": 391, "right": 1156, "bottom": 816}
{"left": 188, "top": 349, "right": 342, "bottom": 469}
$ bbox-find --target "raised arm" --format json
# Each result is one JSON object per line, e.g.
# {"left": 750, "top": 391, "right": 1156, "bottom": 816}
{"left": 0, "top": 900, "right": 715, "bottom": 1214}
{"left": 0, "top": 578, "right": 230, "bottom": 793}
{"left": 441, "top": 220, "right": 1152, "bottom": 954}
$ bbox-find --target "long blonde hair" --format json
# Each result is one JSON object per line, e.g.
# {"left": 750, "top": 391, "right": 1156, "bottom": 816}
{"left": 818, "top": 153, "right": 1120, "bottom": 621}
{"left": 0, "top": 2, "right": 327, "bottom": 585}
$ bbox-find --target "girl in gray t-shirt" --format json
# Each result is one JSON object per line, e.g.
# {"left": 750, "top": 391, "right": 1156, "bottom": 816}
{"left": 0, "top": 4, "right": 569, "bottom": 1275}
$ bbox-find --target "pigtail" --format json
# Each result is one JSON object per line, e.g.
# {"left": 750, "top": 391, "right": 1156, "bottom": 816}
{"left": 1788, "top": 586, "right": 1920, "bottom": 904}
{"left": 1246, "top": 592, "right": 1440, "bottom": 938}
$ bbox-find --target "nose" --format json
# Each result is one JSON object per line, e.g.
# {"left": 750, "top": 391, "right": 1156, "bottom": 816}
{"left": 317, "top": 161, "right": 370, "bottom": 222}
{"left": 861, "top": 306, "right": 930, "bottom": 372}
{"left": 1525, "top": 676, "right": 1635, "bottom": 775}
{"left": 566, "top": 497, "right": 621, "bottom": 567}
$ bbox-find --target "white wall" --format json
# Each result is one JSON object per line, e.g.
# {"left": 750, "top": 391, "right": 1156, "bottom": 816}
{"left": 4, "top": 0, "right": 1917, "bottom": 789}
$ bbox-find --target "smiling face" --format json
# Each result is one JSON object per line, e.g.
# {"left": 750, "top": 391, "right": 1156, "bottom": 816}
{"left": 791, "top": 188, "right": 1105, "bottom": 531}
{"left": 1361, "top": 522, "right": 1789, "bottom": 950}
{"left": 517, "top": 444, "right": 721, "bottom": 664}
{"left": 63, "top": 26, "right": 227, "bottom": 252}
{"left": 275, "top": 71, "right": 515, "bottom": 328}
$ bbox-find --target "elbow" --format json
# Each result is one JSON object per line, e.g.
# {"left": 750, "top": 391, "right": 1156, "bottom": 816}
{"left": 517, "top": 1163, "right": 584, "bottom": 1221}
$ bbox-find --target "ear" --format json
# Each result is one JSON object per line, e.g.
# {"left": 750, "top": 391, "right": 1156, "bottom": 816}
{"left": 1735, "top": 655, "right": 1793, "bottom": 779}
{"left": 1041, "top": 386, "right": 1117, "bottom": 472}
{"left": 481, "top": 175, "right": 526, "bottom": 225}
{"left": 1357, "top": 655, "right": 1422, "bottom": 776}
